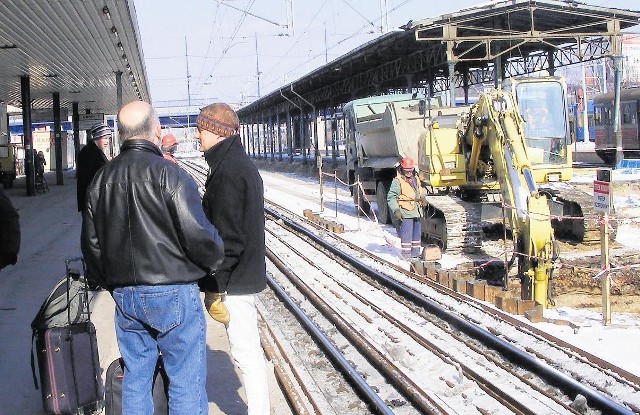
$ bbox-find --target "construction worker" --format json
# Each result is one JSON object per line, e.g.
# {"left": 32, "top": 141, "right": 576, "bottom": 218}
{"left": 387, "top": 156, "right": 426, "bottom": 258}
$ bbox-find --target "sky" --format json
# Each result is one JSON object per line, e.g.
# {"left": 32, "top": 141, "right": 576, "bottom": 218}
{"left": 133, "top": 0, "right": 638, "bottom": 109}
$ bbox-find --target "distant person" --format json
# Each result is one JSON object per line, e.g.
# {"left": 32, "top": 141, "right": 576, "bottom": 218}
{"left": 196, "top": 102, "right": 270, "bottom": 415}
{"left": 387, "top": 156, "right": 426, "bottom": 258}
{"left": 0, "top": 187, "right": 20, "bottom": 272}
{"left": 161, "top": 133, "right": 178, "bottom": 163}
{"left": 35, "top": 151, "right": 46, "bottom": 176}
{"left": 81, "top": 101, "right": 224, "bottom": 414}
{"left": 76, "top": 123, "right": 110, "bottom": 211}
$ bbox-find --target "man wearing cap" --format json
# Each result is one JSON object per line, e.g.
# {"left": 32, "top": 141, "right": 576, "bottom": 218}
{"left": 161, "top": 133, "right": 178, "bottom": 163}
{"left": 196, "top": 103, "right": 270, "bottom": 415}
{"left": 82, "top": 101, "right": 224, "bottom": 414}
{"left": 76, "top": 123, "right": 111, "bottom": 211}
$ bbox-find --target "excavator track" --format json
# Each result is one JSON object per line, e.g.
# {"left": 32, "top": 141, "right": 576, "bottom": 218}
{"left": 422, "top": 194, "right": 483, "bottom": 253}
{"left": 539, "top": 183, "right": 617, "bottom": 243}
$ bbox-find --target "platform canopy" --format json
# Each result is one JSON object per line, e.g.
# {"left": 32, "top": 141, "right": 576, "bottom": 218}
{"left": 0, "top": 0, "right": 149, "bottom": 115}
{"left": 238, "top": 0, "right": 640, "bottom": 118}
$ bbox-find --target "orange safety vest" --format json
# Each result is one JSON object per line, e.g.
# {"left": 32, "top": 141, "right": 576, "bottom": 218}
{"left": 396, "top": 172, "right": 423, "bottom": 211}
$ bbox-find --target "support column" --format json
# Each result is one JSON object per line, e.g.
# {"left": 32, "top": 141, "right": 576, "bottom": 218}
{"left": 547, "top": 50, "right": 556, "bottom": 76}
{"left": 241, "top": 122, "right": 247, "bottom": 148}
{"left": 613, "top": 54, "right": 624, "bottom": 165}
{"left": 53, "top": 92, "right": 63, "bottom": 185}
{"left": 462, "top": 66, "right": 470, "bottom": 105}
{"left": 21, "top": 76, "right": 35, "bottom": 196}
{"left": 262, "top": 113, "right": 267, "bottom": 158}
{"left": 115, "top": 71, "right": 123, "bottom": 148}
{"left": 72, "top": 102, "right": 80, "bottom": 168}
{"left": 286, "top": 109, "right": 293, "bottom": 163}
{"left": 448, "top": 61, "right": 456, "bottom": 106}
{"left": 300, "top": 111, "right": 306, "bottom": 165}
{"left": 313, "top": 106, "right": 319, "bottom": 170}
{"left": 270, "top": 111, "right": 275, "bottom": 161}
{"left": 250, "top": 117, "right": 256, "bottom": 157}
{"left": 494, "top": 54, "right": 502, "bottom": 89}
{"left": 276, "top": 111, "right": 283, "bottom": 162}
{"left": 405, "top": 74, "right": 414, "bottom": 94}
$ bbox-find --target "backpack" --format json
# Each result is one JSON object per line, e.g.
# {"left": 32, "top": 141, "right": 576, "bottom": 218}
{"left": 30, "top": 259, "right": 94, "bottom": 389}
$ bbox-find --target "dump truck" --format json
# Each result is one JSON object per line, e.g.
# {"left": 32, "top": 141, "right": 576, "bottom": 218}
{"left": 344, "top": 94, "right": 435, "bottom": 223}
{"left": 343, "top": 77, "right": 610, "bottom": 253}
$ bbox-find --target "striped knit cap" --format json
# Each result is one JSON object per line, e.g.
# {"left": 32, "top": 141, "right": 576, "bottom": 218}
{"left": 90, "top": 123, "right": 112, "bottom": 140}
{"left": 196, "top": 103, "right": 239, "bottom": 137}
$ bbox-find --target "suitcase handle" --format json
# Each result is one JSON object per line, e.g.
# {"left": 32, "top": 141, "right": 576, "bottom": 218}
{"left": 65, "top": 257, "right": 91, "bottom": 324}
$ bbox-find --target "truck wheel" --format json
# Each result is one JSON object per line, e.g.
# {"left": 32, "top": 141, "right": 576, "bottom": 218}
{"left": 353, "top": 184, "right": 371, "bottom": 215}
{"left": 376, "top": 180, "right": 391, "bottom": 224}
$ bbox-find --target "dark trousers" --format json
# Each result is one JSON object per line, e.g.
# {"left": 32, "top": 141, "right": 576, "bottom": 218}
{"left": 399, "top": 218, "right": 421, "bottom": 257}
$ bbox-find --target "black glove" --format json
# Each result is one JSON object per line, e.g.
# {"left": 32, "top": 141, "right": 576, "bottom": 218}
{"left": 393, "top": 209, "right": 403, "bottom": 221}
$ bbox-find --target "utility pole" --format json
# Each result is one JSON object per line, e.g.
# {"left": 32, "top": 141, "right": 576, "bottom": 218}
{"left": 255, "top": 33, "right": 261, "bottom": 98}
{"left": 379, "top": 0, "right": 388, "bottom": 33}
{"left": 185, "top": 36, "right": 191, "bottom": 108}
{"left": 285, "top": 0, "right": 294, "bottom": 36}
{"left": 324, "top": 25, "right": 328, "bottom": 63}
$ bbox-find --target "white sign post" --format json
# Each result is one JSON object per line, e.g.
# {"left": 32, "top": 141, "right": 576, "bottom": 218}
{"left": 595, "top": 169, "right": 613, "bottom": 325}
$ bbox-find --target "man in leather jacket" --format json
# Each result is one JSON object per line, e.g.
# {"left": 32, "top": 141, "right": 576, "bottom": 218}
{"left": 81, "top": 101, "right": 224, "bottom": 415}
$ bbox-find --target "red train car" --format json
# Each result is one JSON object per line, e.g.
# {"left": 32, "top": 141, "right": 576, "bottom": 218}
{"left": 593, "top": 87, "right": 640, "bottom": 164}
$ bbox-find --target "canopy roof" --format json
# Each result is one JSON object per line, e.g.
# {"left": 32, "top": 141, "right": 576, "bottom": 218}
{"left": 0, "top": 0, "right": 149, "bottom": 115}
{"left": 238, "top": 0, "right": 640, "bottom": 118}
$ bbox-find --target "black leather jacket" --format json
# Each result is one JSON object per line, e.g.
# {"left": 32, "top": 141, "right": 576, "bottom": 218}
{"left": 81, "top": 139, "right": 224, "bottom": 289}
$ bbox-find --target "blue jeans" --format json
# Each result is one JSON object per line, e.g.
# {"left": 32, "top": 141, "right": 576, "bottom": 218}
{"left": 113, "top": 283, "right": 207, "bottom": 415}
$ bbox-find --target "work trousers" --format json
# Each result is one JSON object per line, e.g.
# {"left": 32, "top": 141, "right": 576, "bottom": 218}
{"left": 225, "top": 294, "right": 270, "bottom": 415}
{"left": 399, "top": 217, "right": 422, "bottom": 258}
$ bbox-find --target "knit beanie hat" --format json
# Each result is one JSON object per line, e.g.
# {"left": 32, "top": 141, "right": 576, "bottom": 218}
{"left": 196, "top": 103, "right": 239, "bottom": 137}
{"left": 90, "top": 123, "right": 112, "bottom": 140}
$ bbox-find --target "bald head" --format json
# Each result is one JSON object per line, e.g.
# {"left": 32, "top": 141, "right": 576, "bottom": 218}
{"left": 117, "top": 101, "right": 161, "bottom": 146}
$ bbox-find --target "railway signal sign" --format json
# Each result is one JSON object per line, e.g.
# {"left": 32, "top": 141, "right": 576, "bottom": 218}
{"left": 593, "top": 180, "right": 611, "bottom": 214}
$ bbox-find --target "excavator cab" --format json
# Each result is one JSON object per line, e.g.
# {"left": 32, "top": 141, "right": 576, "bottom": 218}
{"left": 505, "top": 77, "right": 573, "bottom": 183}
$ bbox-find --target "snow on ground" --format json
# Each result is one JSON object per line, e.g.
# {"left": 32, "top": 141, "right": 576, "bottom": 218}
{"left": 258, "top": 166, "right": 640, "bottom": 377}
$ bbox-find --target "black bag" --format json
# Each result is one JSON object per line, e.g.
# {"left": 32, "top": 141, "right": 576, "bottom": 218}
{"left": 31, "top": 257, "right": 104, "bottom": 415}
{"left": 104, "top": 356, "right": 169, "bottom": 415}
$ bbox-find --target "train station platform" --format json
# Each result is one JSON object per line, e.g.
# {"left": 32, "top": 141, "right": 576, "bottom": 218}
{"left": 0, "top": 170, "right": 290, "bottom": 414}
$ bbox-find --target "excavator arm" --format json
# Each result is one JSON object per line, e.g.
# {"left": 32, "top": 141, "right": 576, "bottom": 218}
{"left": 463, "top": 90, "right": 556, "bottom": 308}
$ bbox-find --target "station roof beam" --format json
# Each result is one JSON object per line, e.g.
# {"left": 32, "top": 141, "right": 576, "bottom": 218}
{"left": 0, "top": 0, "right": 150, "bottom": 115}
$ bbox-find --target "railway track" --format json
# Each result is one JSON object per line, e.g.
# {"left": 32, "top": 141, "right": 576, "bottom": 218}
{"left": 179, "top": 158, "right": 640, "bottom": 414}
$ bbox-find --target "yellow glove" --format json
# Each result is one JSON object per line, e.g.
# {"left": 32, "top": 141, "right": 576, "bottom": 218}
{"left": 204, "top": 292, "right": 230, "bottom": 324}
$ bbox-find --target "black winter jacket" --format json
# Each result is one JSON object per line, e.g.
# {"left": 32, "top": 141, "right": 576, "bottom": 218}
{"left": 76, "top": 139, "right": 108, "bottom": 212}
{"left": 200, "top": 135, "right": 266, "bottom": 295}
{"left": 0, "top": 187, "right": 20, "bottom": 269}
{"left": 81, "top": 139, "right": 224, "bottom": 289}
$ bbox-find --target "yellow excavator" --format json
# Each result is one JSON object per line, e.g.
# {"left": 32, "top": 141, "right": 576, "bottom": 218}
{"left": 463, "top": 90, "right": 556, "bottom": 307}
{"left": 415, "top": 89, "right": 556, "bottom": 306}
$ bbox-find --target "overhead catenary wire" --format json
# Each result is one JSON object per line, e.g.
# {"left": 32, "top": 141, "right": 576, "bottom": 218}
{"left": 259, "top": 0, "right": 415, "bottom": 94}
{"left": 194, "top": 0, "right": 257, "bottom": 96}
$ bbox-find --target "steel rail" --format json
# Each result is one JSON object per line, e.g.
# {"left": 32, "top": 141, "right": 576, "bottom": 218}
{"left": 264, "top": 259, "right": 395, "bottom": 415}
{"left": 268, "top": 217, "right": 574, "bottom": 414}
{"left": 264, "top": 205, "right": 635, "bottom": 415}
